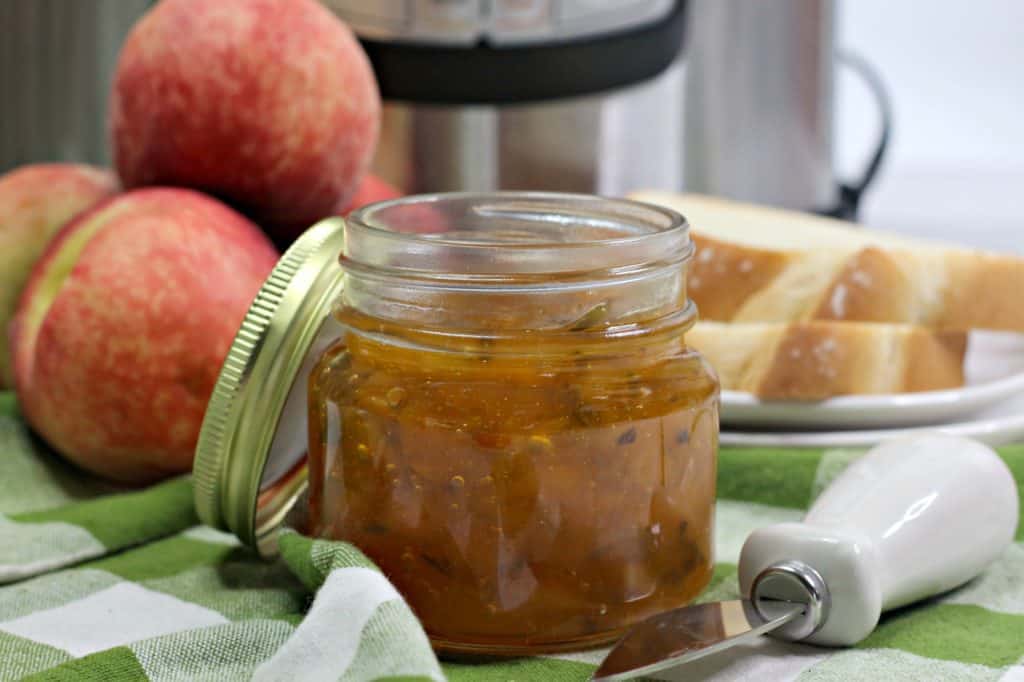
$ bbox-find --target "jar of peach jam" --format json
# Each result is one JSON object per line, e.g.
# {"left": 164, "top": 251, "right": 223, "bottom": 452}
{"left": 193, "top": 193, "right": 719, "bottom": 656}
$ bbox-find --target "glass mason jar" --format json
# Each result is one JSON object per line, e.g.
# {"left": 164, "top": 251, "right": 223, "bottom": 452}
{"left": 305, "top": 194, "right": 719, "bottom": 654}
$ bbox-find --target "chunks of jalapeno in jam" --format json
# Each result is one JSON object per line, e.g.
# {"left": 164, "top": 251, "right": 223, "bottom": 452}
{"left": 307, "top": 303, "right": 718, "bottom": 654}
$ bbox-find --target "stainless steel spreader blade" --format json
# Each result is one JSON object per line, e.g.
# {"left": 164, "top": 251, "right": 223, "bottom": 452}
{"left": 591, "top": 600, "right": 804, "bottom": 681}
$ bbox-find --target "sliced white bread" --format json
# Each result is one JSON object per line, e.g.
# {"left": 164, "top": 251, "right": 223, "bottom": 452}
{"left": 687, "top": 321, "right": 967, "bottom": 400}
{"left": 631, "top": 191, "right": 1024, "bottom": 332}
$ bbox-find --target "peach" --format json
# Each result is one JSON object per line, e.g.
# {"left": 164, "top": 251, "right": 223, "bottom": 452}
{"left": 0, "top": 164, "right": 118, "bottom": 388}
{"left": 336, "top": 178, "right": 457, "bottom": 236}
{"left": 11, "top": 188, "right": 278, "bottom": 484}
{"left": 336, "top": 173, "right": 402, "bottom": 215}
{"left": 110, "top": 0, "right": 380, "bottom": 233}
{"left": 267, "top": 173, "right": 402, "bottom": 249}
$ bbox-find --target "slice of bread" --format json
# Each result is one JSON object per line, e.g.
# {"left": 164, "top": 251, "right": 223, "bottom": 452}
{"left": 631, "top": 191, "right": 1024, "bottom": 332}
{"left": 687, "top": 321, "right": 967, "bottom": 400}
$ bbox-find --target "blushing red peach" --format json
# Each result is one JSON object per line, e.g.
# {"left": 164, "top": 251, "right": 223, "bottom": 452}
{"left": 267, "top": 173, "right": 403, "bottom": 249}
{"left": 11, "top": 188, "right": 278, "bottom": 484}
{"left": 110, "top": 0, "right": 380, "bottom": 234}
{"left": 336, "top": 173, "right": 402, "bottom": 215}
{"left": 338, "top": 179, "right": 455, "bottom": 236}
{"left": 0, "top": 164, "right": 118, "bottom": 388}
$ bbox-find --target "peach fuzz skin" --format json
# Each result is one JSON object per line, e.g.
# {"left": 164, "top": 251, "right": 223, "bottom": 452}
{"left": 335, "top": 176, "right": 453, "bottom": 236}
{"left": 335, "top": 173, "right": 401, "bottom": 215}
{"left": 110, "top": 0, "right": 380, "bottom": 238}
{"left": 267, "top": 173, "right": 403, "bottom": 250}
{"left": 11, "top": 188, "right": 279, "bottom": 484}
{"left": 0, "top": 164, "right": 118, "bottom": 388}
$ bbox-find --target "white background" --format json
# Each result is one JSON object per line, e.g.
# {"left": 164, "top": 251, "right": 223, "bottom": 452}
{"left": 836, "top": 0, "right": 1024, "bottom": 252}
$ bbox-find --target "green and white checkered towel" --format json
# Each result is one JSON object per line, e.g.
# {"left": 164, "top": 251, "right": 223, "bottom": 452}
{"left": 1, "top": 390, "right": 1022, "bottom": 681}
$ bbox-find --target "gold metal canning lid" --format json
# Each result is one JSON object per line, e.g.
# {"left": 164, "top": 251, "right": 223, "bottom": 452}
{"left": 192, "top": 218, "right": 346, "bottom": 557}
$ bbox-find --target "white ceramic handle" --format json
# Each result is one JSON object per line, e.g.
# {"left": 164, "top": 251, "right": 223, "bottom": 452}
{"left": 738, "top": 435, "right": 1018, "bottom": 646}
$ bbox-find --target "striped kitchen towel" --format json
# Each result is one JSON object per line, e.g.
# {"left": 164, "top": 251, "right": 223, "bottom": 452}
{"left": 1, "top": 391, "right": 1022, "bottom": 681}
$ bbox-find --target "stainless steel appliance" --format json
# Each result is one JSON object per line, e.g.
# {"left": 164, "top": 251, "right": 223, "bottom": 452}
{"left": 325, "top": 0, "right": 687, "bottom": 196}
{"left": 683, "top": 0, "right": 890, "bottom": 218}
{"left": 330, "top": 0, "right": 890, "bottom": 218}
{"left": 2, "top": 1, "right": 887, "bottom": 218}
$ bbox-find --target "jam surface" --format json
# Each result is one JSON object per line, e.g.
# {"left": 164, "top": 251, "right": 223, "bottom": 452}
{"left": 308, "top": 306, "right": 719, "bottom": 653}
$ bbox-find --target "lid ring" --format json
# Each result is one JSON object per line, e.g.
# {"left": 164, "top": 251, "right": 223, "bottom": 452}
{"left": 193, "top": 218, "right": 347, "bottom": 556}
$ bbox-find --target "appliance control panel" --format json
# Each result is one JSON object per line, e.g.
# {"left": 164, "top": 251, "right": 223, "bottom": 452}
{"left": 322, "top": 0, "right": 674, "bottom": 46}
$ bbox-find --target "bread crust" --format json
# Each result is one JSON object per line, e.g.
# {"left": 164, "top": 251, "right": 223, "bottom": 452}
{"left": 633, "top": 191, "right": 1024, "bottom": 332}
{"left": 687, "top": 321, "right": 967, "bottom": 400}
{"left": 689, "top": 235, "right": 790, "bottom": 320}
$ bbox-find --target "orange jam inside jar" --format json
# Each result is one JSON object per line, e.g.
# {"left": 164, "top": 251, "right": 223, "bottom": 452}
{"left": 306, "top": 193, "right": 719, "bottom": 654}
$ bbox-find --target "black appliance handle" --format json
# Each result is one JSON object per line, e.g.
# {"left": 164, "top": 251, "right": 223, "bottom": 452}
{"left": 826, "top": 50, "right": 894, "bottom": 220}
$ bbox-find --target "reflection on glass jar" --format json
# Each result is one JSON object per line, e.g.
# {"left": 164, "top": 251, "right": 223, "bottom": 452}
{"left": 306, "top": 193, "right": 719, "bottom": 654}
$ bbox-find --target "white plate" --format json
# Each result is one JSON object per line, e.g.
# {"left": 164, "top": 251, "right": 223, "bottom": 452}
{"left": 721, "top": 331, "right": 1024, "bottom": 429}
{"left": 721, "top": 392, "right": 1024, "bottom": 448}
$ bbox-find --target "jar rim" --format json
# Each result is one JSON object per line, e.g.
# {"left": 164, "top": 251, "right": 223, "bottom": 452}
{"left": 344, "top": 191, "right": 691, "bottom": 278}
